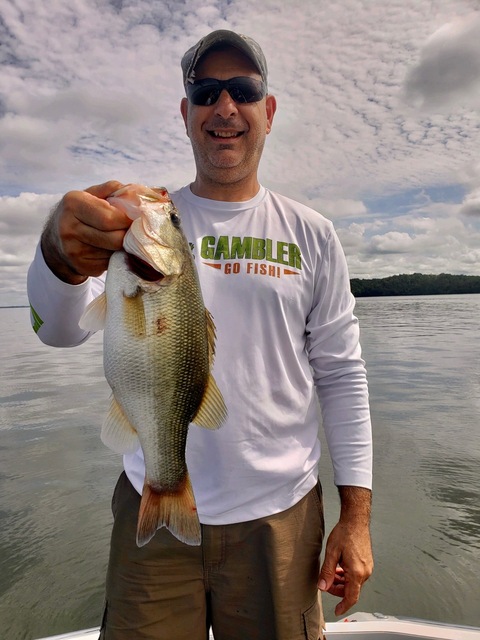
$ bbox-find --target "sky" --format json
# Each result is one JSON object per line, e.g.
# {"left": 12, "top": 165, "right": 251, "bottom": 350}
{"left": 1, "top": 0, "right": 480, "bottom": 305}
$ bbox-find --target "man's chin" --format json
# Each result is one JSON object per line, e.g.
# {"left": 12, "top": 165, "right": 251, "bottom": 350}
{"left": 208, "top": 152, "right": 243, "bottom": 170}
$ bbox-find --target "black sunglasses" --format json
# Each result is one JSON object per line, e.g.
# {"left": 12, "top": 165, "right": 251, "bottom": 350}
{"left": 186, "top": 76, "right": 267, "bottom": 106}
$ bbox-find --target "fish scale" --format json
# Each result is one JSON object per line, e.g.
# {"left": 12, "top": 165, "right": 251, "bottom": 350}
{"left": 80, "top": 184, "right": 227, "bottom": 546}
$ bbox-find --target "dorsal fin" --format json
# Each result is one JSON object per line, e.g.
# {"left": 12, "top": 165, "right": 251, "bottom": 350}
{"left": 192, "top": 374, "right": 227, "bottom": 430}
{"left": 191, "top": 308, "right": 226, "bottom": 429}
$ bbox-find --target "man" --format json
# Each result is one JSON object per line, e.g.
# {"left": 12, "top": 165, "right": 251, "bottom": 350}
{"left": 28, "top": 30, "right": 373, "bottom": 640}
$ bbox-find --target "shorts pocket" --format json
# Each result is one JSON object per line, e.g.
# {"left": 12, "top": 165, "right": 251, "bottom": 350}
{"left": 302, "top": 597, "right": 323, "bottom": 640}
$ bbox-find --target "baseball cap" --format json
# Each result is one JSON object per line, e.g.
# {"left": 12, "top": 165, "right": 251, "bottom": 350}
{"left": 181, "top": 29, "right": 268, "bottom": 88}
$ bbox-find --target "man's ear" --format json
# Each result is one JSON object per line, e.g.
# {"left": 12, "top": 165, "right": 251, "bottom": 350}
{"left": 265, "top": 94, "right": 277, "bottom": 134}
{"left": 180, "top": 97, "right": 190, "bottom": 137}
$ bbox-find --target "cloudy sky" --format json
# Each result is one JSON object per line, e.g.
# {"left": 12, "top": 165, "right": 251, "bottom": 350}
{"left": 1, "top": 0, "right": 480, "bottom": 305}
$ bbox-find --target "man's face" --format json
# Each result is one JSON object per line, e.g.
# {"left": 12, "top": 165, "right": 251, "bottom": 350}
{"left": 180, "top": 47, "right": 276, "bottom": 192}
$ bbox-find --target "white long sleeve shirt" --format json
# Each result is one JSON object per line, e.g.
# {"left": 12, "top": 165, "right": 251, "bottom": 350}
{"left": 27, "top": 185, "right": 372, "bottom": 524}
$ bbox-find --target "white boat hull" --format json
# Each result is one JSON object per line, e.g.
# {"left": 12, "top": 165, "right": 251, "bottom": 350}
{"left": 35, "top": 612, "right": 480, "bottom": 639}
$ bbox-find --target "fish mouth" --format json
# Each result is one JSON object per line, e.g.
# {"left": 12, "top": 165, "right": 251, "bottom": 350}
{"left": 126, "top": 253, "right": 164, "bottom": 282}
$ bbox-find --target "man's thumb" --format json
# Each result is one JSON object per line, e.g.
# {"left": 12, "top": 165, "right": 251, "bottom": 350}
{"left": 318, "top": 558, "right": 337, "bottom": 591}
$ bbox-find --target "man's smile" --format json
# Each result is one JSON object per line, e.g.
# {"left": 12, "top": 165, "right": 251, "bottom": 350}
{"left": 207, "top": 130, "right": 245, "bottom": 139}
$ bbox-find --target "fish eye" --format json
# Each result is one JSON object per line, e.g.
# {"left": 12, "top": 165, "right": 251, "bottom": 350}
{"left": 170, "top": 211, "right": 181, "bottom": 227}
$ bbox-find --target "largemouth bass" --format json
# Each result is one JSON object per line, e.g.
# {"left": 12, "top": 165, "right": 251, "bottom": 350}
{"left": 80, "top": 184, "right": 226, "bottom": 547}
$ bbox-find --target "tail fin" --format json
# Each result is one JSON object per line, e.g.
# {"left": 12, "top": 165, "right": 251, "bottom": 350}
{"left": 136, "top": 474, "right": 201, "bottom": 547}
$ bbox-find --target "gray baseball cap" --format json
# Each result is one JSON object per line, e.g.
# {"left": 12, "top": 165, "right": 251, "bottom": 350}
{"left": 181, "top": 30, "right": 268, "bottom": 88}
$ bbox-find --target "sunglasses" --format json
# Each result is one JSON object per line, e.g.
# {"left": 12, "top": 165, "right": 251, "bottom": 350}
{"left": 186, "top": 76, "right": 267, "bottom": 106}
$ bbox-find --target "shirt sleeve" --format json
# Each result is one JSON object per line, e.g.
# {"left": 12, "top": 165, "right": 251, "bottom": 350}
{"left": 306, "top": 225, "right": 373, "bottom": 489}
{"left": 27, "top": 242, "right": 106, "bottom": 347}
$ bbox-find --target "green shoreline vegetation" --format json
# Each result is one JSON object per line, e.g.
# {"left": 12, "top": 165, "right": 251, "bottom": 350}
{"left": 2, "top": 273, "right": 480, "bottom": 308}
{"left": 350, "top": 273, "right": 480, "bottom": 297}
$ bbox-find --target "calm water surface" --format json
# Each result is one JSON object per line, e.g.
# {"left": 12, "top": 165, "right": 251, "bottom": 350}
{"left": 1, "top": 296, "right": 479, "bottom": 639}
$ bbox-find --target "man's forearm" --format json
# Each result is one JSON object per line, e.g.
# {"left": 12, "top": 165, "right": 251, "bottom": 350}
{"left": 338, "top": 486, "right": 372, "bottom": 525}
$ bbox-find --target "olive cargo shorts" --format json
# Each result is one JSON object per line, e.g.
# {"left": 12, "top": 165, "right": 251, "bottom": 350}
{"left": 99, "top": 472, "right": 325, "bottom": 640}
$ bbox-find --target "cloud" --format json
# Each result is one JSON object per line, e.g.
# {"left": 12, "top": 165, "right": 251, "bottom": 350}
{"left": 0, "top": 192, "right": 60, "bottom": 301}
{"left": 308, "top": 198, "right": 368, "bottom": 221}
{"left": 459, "top": 188, "right": 480, "bottom": 217}
{"left": 2, "top": 0, "right": 480, "bottom": 303}
{"left": 403, "top": 12, "right": 480, "bottom": 112}
{"left": 368, "top": 231, "right": 415, "bottom": 255}
{"left": 337, "top": 191, "right": 480, "bottom": 279}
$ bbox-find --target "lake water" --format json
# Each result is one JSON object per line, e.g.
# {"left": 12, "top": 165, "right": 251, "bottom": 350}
{"left": 1, "top": 296, "right": 479, "bottom": 639}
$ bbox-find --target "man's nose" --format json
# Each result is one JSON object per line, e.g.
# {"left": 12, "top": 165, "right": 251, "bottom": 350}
{"left": 214, "top": 89, "right": 238, "bottom": 118}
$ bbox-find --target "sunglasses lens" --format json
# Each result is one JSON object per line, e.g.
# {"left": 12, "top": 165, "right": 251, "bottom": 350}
{"left": 229, "top": 82, "right": 262, "bottom": 103}
{"left": 189, "top": 86, "right": 221, "bottom": 106}
{"left": 187, "top": 77, "right": 265, "bottom": 106}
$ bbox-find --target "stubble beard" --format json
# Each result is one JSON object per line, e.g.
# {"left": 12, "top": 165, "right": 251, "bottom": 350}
{"left": 191, "top": 135, "right": 266, "bottom": 187}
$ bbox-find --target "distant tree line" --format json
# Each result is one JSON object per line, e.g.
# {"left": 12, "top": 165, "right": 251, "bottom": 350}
{"left": 350, "top": 273, "right": 480, "bottom": 297}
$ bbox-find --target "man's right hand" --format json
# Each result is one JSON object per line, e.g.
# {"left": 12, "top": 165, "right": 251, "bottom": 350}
{"left": 41, "top": 180, "right": 132, "bottom": 284}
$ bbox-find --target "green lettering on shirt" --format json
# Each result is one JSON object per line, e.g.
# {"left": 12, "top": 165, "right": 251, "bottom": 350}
{"left": 30, "top": 304, "right": 44, "bottom": 334}
{"left": 214, "top": 236, "right": 231, "bottom": 260}
{"left": 200, "top": 235, "right": 302, "bottom": 270}
{"left": 201, "top": 236, "right": 216, "bottom": 260}
{"left": 251, "top": 238, "right": 266, "bottom": 260}
{"left": 230, "top": 237, "right": 252, "bottom": 259}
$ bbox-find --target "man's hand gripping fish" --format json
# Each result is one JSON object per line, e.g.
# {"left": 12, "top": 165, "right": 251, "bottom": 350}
{"left": 80, "top": 184, "right": 227, "bottom": 547}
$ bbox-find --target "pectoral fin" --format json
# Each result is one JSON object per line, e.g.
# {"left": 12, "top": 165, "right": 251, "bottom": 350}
{"left": 101, "top": 396, "right": 140, "bottom": 454}
{"left": 79, "top": 292, "right": 107, "bottom": 331}
{"left": 192, "top": 374, "right": 227, "bottom": 430}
